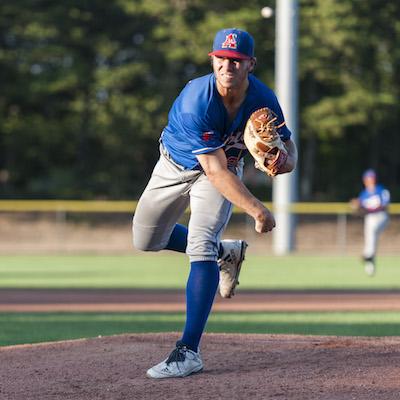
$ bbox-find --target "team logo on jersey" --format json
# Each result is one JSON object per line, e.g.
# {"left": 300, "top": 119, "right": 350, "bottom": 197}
{"left": 224, "top": 130, "right": 247, "bottom": 167}
{"left": 202, "top": 131, "right": 214, "bottom": 141}
{"left": 226, "top": 156, "right": 240, "bottom": 167}
{"left": 222, "top": 33, "right": 238, "bottom": 49}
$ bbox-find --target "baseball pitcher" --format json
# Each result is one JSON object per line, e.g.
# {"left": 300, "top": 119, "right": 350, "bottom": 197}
{"left": 132, "top": 28, "right": 297, "bottom": 378}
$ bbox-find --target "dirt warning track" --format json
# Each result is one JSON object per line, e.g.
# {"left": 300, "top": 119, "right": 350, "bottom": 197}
{"left": 1, "top": 288, "right": 400, "bottom": 312}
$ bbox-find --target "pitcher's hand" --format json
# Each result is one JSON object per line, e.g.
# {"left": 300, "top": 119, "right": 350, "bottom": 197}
{"left": 254, "top": 209, "right": 276, "bottom": 233}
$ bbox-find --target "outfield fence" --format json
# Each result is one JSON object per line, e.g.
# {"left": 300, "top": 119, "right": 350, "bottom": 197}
{"left": 0, "top": 200, "right": 399, "bottom": 214}
{"left": 0, "top": 200, "right": 399, "bottom": 255}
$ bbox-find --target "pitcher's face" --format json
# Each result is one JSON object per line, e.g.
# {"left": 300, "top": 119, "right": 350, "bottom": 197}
{"left": 212, "top": 56, "right": 255, "bottom": 89}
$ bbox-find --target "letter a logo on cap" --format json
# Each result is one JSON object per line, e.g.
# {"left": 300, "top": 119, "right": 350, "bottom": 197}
{"left": 222, "top": 33, "right": 238, "bottom": 49}
{"left": 209, "top": 29, "right": 254, "bottom": 59}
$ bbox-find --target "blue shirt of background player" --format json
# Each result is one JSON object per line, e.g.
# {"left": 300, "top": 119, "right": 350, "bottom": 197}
{"left": 160, "top": 73, "right": 291, "bottom": 170}
{"left": 358, "top": 184, "right": 390, "bottom": 213}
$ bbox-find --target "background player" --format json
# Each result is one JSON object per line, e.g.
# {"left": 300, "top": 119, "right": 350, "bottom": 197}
{"left": 132, "top": 28, "right": 297, "bottom": 378}
{"left": 350, "top": 169, "right": 390, "bottom": 276}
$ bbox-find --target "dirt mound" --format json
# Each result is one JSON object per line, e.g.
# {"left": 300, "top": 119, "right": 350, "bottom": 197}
{"left": 1, "top": 333, "right": 400, "bottom": 400}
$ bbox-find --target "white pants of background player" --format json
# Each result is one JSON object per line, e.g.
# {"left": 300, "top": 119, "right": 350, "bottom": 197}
{"left": 363, "top": 211, "right": 389, "bottom": 260}
{"left": 132, "top": 144, "right": 243, "bottom": 262}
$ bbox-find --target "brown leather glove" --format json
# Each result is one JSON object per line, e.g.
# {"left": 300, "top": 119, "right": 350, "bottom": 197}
{"left": 243, "top": 107, "right": 288, "bottom": 177}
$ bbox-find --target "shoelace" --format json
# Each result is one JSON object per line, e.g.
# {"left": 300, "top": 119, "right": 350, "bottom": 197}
{"left": 220, "top": 251, "right": 237, "bottom": 268}
{"left": 166, "top": 346, "right": 186, "bottom": 365}
{"left": 219, "top": 254, "right": 232, "bottom": 267}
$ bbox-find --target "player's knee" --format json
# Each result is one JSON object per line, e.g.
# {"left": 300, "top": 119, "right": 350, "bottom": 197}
{"left": 133, "top": 240, "right": 164, "bottom": 252}
{"left": 132, "top": 220, "right": 167, "bottom": 252}
{"left": 186, "top": 239, "right": 219, "bottom": 261}
{"left": 132, "top": 235, "right": 165, "bottom": 252}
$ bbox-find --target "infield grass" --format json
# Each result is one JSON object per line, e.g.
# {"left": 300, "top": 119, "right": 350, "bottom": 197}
{"left": 0, "top": 254, "right": 400, "bottom": 290}
{"left": 2, "top": 311, "right": 400, "bottom": 346}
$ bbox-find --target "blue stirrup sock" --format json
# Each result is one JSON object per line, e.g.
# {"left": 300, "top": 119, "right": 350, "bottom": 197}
{"left": 166, "top": 224, "right": 224, "bottom": 258}
{"left": 180, "top": 261, "right": 220, "bottom": 352}
{"left": 165, "top": 224, "right": 188, "bottom": 253}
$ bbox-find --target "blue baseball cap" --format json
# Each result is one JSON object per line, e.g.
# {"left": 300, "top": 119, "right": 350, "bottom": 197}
{"left": 208, "top": 28, "right": 255, "bottom": 60}
{"left": 362, "top": 169, "right": 376, "bottom": 179}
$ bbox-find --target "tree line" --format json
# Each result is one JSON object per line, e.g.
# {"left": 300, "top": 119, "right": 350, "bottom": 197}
{"left": 0, "top": 0, "right": 399, "bottom": 201}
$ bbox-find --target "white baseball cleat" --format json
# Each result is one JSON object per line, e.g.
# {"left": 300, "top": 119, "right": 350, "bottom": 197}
{"left": 146, "top": 343, "right": 203, "bottom": 379}
{"left": 218, "top": 239, "right": 248, "bottom": 298}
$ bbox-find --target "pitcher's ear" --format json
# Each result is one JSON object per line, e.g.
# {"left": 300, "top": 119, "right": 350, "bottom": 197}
{"left": 249, "top": 57, "right": 257, "bottom": 73}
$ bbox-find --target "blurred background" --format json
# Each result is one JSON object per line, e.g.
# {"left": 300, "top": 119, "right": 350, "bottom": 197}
{"left": 0, "top": 0, "right": 399, "bottom": 254}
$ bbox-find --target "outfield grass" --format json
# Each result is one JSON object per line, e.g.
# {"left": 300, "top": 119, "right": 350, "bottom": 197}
{"left": 1, "top": 254, "right": 400, "bottom": 346}
{"left": 2, "top": 311, "right": 400, "bottom": 346}
{"left": 0, "top": 254, "right": 399, "bottom": 289}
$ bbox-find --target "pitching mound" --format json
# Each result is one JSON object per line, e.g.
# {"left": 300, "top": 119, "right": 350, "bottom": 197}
{"left": 1, "top": 333, "right": 400, "bottom": 400}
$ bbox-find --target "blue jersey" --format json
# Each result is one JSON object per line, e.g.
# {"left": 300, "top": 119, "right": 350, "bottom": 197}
{"left": 358, "top": 184, "right": 390, "bottom": 213}
{"left": 160, "top": 73, "right": 291, "bottom": 170}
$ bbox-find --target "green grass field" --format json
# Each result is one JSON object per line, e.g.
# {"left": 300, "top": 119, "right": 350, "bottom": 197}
{"left": 1, "top": 254, "right": 399, "bottom": 289}
{"left": 2, "top": 311, "right": 400, "bottom": 346}
{"left": 1, "top": 254, "right": 400, "bottom": 346}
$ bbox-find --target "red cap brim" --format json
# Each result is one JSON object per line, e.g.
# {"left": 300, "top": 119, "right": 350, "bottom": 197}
{"left": 208, "top": 50, "right": 251, "bottom": 60}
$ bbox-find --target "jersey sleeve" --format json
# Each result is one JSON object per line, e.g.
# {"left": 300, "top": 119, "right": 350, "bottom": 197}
{"left": 381, "top": 188, "right": 390, "bottom": 206}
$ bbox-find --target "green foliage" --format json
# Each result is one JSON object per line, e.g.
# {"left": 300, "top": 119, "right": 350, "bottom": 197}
{"left": 0, "top": 0, "right": 399, "bottom": 199}
{"left": 299, "top": 0, "right": 400, "bottom": 199}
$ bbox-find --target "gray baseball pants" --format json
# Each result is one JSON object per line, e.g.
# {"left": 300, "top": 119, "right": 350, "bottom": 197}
{"left": 363, "top": 211, "right": 389, "bottom": 259}
{"left": 133, "top": 145, "right": 243, "bottom": 262}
